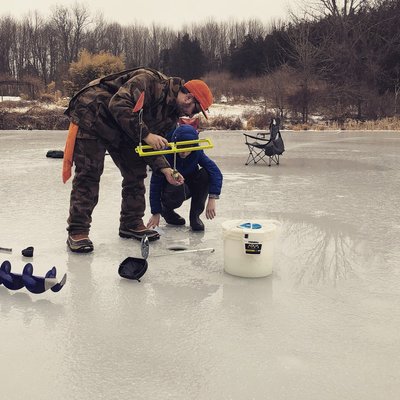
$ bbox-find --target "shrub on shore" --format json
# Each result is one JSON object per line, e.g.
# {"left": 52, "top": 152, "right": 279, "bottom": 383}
{"left": 0, "top": 103, "right": 69, "bottom": 130}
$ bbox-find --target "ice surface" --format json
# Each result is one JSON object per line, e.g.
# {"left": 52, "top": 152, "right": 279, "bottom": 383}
{"left": 0, "top": 129, "right": 399, "bottom": 400}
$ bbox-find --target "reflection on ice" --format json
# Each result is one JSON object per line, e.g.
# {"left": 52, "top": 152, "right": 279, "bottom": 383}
{"left": 276, "top": 215, "right": 362, "bottom": 286}
{"left": 0, "top": 289, "right": 65, "bottom": 327}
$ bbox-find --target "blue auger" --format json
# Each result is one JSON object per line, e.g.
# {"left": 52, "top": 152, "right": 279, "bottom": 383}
{"left": 0, "top": 260, "right": 67, "bottom": 294}
{"left": 0, "top": 260, "right": 25, "bottom": 290}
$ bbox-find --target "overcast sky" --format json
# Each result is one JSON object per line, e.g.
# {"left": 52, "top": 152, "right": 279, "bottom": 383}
{"left": 0, "top": 0, "right": 298, "bottom": 28}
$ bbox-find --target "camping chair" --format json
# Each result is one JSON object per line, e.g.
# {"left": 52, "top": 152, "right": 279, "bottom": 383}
{"left": 243, "top": 118, "right": 285, "bottom": 166}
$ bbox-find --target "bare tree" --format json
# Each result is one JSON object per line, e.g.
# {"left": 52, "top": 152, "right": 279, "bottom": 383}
{"left": 122, "top": 24, "right": 150, "bottom": 67}
{"left": 24, "top": 12, "right": 51, "bottom": 85}
{"left": 284, "top": 19, "right": 326, "bottom": 122}
{"left": 226, "top": 19, "right": 247, "bottom": 48}
{"left": 70, "top": 3, "right": 90, "bottom": 61}
{"left": 49, "top": 4, "right": 89, "bottom": 88}
{"left": 50, "top": 4, "right": 89, "bottom": 64}
{"left": 395, "top": 80, "right": 400, "bottom": 115}
{"left": 246, "top": 18, "right": 267, "bottom": 38}
{"left": 0, "top": 16, "right": 17, "bottom": 76}
{"left": 263, "top": 64, "right": 297, "bottom": 119}
{"left": 305, "top": 0, "right": 369, "bottom": 18}
{"left": 293, "top": 0, "right": 396, "bottom": 120}
{"left": 50, "top": 6, "right": 73, "bottom": 65}
{"left": 13, "top": 19, "right": 30, "bottom": 79}
{"left": 147, "top": 24, "right": 176, "bottom": 69}
{"left": 103, "top": 23, "right": 124, "bottom": 56}
{"left": 186, "top": 19, "right": 221, "bottom": 71}
{"left": 85, "top": 13, "right": 107, "bottom": 53}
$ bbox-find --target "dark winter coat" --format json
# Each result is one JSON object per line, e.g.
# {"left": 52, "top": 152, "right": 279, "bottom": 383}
{"left": 65, "top": 67, "right": 184, "bottom": 172}
{"left": 149, "top": 126, "right": 223, "bottom": 214}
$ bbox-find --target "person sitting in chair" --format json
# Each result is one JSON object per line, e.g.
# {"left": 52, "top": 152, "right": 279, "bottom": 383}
{"left": 147, "top": 125, "right": 222, "bottom": 231}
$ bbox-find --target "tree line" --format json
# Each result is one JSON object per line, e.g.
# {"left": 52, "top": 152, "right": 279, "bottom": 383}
{"left": 0, "top": 0, "right": 399, "bottom": 122}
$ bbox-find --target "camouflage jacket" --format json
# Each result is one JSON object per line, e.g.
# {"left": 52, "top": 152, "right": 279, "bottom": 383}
{"left": 65, "top": 67, "right": 185, "bottom": 171}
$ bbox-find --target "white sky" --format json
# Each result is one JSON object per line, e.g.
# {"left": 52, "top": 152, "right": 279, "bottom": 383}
{"left": 0, "top": 0, "right": 298, "bottom": 29}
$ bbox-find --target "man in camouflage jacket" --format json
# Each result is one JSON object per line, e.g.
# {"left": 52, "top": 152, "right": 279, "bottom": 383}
{"left": 64, "top": 67, "right": 213, "bottom": 253}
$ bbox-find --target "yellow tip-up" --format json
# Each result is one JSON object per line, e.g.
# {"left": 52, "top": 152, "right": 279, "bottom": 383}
{"left": 135, "top": 138, "right": 213, "bottom": 157}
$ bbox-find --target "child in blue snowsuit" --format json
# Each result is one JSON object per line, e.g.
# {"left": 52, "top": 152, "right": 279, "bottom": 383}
{"left": 147, "top": 125, "right": 222, "bottom": 231}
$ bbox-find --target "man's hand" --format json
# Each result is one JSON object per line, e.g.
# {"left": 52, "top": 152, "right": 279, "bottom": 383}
{"left": 160, "top": 167, "right": 184, "bottom": 185}
{"left": 144, "top": 133, "right": 168, "bottom": 150}
{"left": 205, "top": 198, "right": 216, "bottom": 219}
{"left": 147, "top": 214, "right": 160, "bottom": 229}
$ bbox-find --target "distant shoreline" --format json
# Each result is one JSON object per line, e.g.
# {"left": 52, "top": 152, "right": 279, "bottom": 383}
{"left": 1, "top": 99, "right": 399, "bottom": 131}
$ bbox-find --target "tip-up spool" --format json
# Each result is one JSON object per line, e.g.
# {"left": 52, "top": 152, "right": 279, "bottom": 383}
{"left": 135, "top": 138, "right": 213, "bottom": 157}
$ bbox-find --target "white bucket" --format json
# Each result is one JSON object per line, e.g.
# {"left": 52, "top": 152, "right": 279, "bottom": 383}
{"left": 222, "top": 219, "right": 280, "bottom": 278}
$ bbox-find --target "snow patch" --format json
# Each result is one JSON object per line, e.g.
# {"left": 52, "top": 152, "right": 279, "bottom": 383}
{"left": 0, "top": 96, "right": 22, "bottom": 102}
{"left": 210, "top": 103, "right": 261, "bottom": 118}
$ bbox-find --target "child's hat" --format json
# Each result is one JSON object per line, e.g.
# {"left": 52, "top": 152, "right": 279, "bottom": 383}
{"left": 173, "top": 125, "right": 199, "bottom": 142}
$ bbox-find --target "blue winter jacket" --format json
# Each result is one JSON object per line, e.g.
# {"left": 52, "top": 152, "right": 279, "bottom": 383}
{"left": 149, "top": 126, "right": 223, "bottom": 215}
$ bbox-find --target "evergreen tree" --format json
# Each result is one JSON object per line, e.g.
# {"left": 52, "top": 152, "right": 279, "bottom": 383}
{"left": 229, "top": 35, "right": 267, "bottom": 77}
{"left": 163, "top": 33, "right": 207, "bottom": 80}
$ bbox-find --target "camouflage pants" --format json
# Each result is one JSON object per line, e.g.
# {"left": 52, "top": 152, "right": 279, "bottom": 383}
{"left": 67, "top": 135, "right": 147, "bottom": 235}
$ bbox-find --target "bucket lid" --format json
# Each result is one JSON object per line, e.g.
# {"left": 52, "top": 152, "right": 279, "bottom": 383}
{"left": 222, "top": 219, "right": 280, "bottom": 235}
{"left": 238, "top": 222, "right": 262, "bottom": 229}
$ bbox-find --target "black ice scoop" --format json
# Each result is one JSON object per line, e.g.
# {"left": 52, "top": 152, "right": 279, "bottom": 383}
{"left": 118, "top": 236, "right": 149, "bottom": 282}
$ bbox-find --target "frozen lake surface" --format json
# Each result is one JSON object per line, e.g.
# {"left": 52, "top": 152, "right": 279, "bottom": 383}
{"left": 1, "top": 129, "right": 399, "bottom": 399}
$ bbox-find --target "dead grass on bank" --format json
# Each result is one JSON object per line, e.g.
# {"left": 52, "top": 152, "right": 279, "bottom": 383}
{"left": 0, "top": 103, "right": 69, "bottom": 130}
{"left": 202, "top": 115, "right": 244, "bottom": 130}
{"left": 1, "top": 100, "right": 400, "bottom": 131}
{"left": 287, "top": 117, "right": 400, "bottom": 131}
{"left": 202, "top": 115, "right": 400, "bottom": 131}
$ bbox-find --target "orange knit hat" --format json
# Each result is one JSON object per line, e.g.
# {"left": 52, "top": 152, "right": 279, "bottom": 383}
{"left": 184, "top": 80, "right": 213, "bottom": 119}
